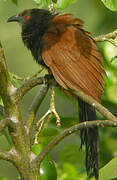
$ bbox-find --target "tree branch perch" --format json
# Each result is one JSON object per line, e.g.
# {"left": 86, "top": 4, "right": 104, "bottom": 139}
{"left": 70, "top": 89, "right": 117, "bottom": 121}
{"left": 0, "top": 149, "right": 16, "bottom": 162}
{"left": 94, "top": 29, "right": 117, "bottom": 42}
{"left": 15, "top": 77, "right": 49, "bottom": 102}
{"left": 33, "top": 119, "right": 117, "bottom": 165}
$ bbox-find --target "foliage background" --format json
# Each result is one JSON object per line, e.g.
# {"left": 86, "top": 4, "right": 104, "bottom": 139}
{"left": 1, "top": 0, "right": 117, "bottom": 179}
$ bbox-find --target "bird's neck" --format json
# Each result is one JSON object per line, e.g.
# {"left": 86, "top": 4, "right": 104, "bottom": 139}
{"left": 21, "top": 12, "right": 54, "bottom": 65}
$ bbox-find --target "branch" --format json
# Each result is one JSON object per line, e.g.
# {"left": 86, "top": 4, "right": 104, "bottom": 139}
{"left": 25, "top": 84, "right": 49, "bottom": 137}
{"left": 15, "top": 75, "right": 56, "bottom": 102}
{"left": 0, "top": 118, "right": 18, "bottom": 134}
{"left": 16, "top": 73, "right": 116, "bottom": 121}
{"left": 70, "top": 89, "right": 117, "bottom": 121}
{"left": 15, "top": 72, "right": 117, "bottom": 122}
{"left": 0, "top": 147, "right": 20, "bottom": 170}
{"left": 94, "top": 29, "right": 117, "bottom": 46}
{"left": 0, "top": 42, "right": 11, "bottom": 103}
{"left": 49, "top": 0, "right": 58, "bottom": 13}
{"left": 14, "top": 77, "right": 49, "bottom": 102}
{"left": 0, "top": 41, "right": 17, "bottom": 113}
{"left": 0, "top": 150, "right": 12, "bottom": 161}
{"left": 13, "top": 68, "right": 44, "bottom": 81}
{"left": 33, "top": 119, "right": 117, "bottom": 164}
{"left": 0, "top": 147, "right": 17, "bottom": 162}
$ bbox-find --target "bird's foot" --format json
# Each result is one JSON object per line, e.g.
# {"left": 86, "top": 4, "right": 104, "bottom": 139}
{"left": 34, "top": 86, "right": 60, "bottom": 144}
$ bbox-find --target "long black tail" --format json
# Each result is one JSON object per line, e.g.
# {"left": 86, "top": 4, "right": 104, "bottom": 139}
{"left": 78, "top": 98, "right": 99, "bottom": 180}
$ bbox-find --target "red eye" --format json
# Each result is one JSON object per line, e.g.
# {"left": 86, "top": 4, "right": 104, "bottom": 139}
{"left": 25, "top": 16, "right": 30, "bottom": 21}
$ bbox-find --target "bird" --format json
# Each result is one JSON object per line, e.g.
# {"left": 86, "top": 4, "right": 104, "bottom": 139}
{"left": 7, "top": 8, "right": 105, "bottom": 180}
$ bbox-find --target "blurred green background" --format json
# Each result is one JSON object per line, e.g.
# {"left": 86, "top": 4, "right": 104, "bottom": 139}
{"left": 1, "top": 0, "right": 117, "bottom": 179}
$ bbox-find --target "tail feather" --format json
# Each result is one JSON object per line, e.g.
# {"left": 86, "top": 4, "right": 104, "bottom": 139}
{"left": 78, "top": 98, "right": 99, "bottom": 180}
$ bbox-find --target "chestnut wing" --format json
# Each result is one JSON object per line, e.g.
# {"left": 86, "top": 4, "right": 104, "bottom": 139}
{"left": 42, "top": 19, "right": 105, "bottom": 102}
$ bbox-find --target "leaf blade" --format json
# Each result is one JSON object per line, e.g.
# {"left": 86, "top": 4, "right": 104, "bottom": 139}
{"left": 101, "top": 0, "right": 117, "bottom": 11}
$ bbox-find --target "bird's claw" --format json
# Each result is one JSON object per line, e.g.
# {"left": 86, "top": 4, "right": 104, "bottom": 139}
{"left": 34, "top": 86, "right": 60, "bottom": 144}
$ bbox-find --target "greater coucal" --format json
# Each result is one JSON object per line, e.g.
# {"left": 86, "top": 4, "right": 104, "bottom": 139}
{"left": 7, "top": 9, "right": 105, "bottom": 179}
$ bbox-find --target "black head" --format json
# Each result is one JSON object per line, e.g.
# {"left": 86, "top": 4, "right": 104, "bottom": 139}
{"left": 7, "top": 8, "right": 54, "bottom": 30}
{"left": 7, "top": 8, "right": 55, "bottom": 65}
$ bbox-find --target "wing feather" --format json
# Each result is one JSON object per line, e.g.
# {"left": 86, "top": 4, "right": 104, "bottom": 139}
{"left": 42, "top": 14, "right": 105, "bottom": 102}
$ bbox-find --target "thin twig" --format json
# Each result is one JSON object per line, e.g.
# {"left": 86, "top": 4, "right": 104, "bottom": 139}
{"left": 49, "top": 0, "right": 58, "bottom": 14}
{"left": 13, "top": 68, "right": 44, "bottom": 81}
{"left": 49, "top": 0, "right": 54, "bottom": 11}
{"left": 94, "top": 29, "right": 117, "bottom": 48}
{"left": 14, "top": 76, "right": 49, "bottom": 102}
{"left": 16, "top": 75, "right": 117, "bottom": 122}
{"left": 70, "top": 89, "right": 117, "bottom": 121}
{"left": 14, "top": 75, "right": 57, "bottom": 102}
{"left": 33, "top": 119, "right": 117, "bottom": 164}
{"left": 94, "top": 29, "right": 117, "bottom": 43}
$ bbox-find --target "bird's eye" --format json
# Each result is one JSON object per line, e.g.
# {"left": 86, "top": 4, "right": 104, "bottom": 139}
{"left": 25, "top": 16, "right": 30, "bottom": 21}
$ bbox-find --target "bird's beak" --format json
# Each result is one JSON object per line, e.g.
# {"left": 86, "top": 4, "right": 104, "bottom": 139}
{"left": 7, "top": 15, "right": 20, "bottom": 23}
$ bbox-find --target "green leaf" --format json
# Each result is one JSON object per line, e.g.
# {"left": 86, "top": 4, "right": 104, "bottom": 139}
{"left": 54, "top": 0, "right": 77, "bottom": 9}
{"left": 1, "top": 127, "right": 13, "bottom": 148}
{"left": 32, "top": 144, "right": 43, "bottom": 154}
{"left": 33, "top": 0, "right": 51, "bottom": 7}
{"left": 101, "top": 0, "right": 117, "bottom": 11}
{"left": 0, "top": 132, "right": 12, "bottom": 151}
{"left": 106, "top": 84, "right": 117, "bottom": 103}
{"left": 100, "top": 157, "right": 117, "bottom": 180}
{"left": 11, "top": 0, "right": 18, "bottom": 5}
{"left": 104, "top": 39, "right": 117, "bottom": 67}
{"left": 90, "top": 158, "right": 117, "bottom": 180}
